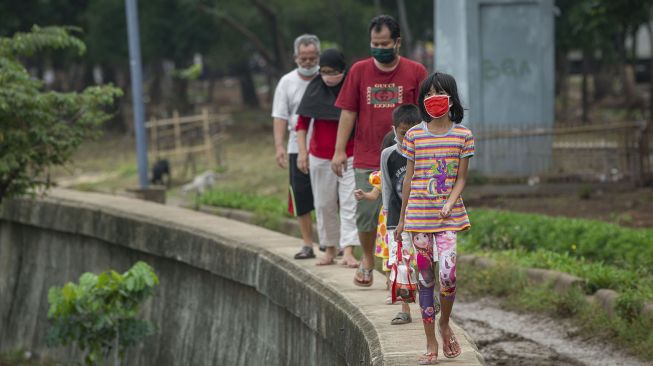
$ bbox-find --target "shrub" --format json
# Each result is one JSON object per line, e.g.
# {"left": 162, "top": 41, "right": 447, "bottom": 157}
{"left": 464, "top": 209, "right": 653, "bottom": 273}
{"left": 47, "top": 262, "right": 159, "bottom": 365}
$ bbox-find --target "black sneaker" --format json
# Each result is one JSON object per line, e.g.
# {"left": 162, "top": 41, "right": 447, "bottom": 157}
{"left": 294, "top": 246, "right": 315, "bottom": 260}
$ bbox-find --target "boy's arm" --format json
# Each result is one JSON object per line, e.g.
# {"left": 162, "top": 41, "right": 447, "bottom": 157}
{"left": 380, "top": 147, "right": 393, "bottom": 210}
{"left": 395, "top": 159, "right": 414, "bottom": 240}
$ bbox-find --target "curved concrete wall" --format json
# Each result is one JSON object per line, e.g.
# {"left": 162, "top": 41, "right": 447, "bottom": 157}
{"left": 0, "top": 189, "right": 484, "bottom": 365}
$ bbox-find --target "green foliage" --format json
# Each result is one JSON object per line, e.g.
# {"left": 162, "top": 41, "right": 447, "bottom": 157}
{"left": 464, "top": 209, "right": 653, "bottom": 273}
{"left": 200, "top": 188, "right": 289, "bottom": 218}
{"left": 174, "top": 63, "right": 203, "bottom": 81}
{"left": 0, "top": 26, "right": 122, "bottom": 204}
{"left": 200, "top": 188, "right": 290, "bottom": 231}
{"left": 47, "top": 262, "right": 159, "bottom": 366}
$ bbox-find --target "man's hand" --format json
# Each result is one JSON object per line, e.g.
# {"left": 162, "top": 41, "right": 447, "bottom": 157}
{"left": 330, "top": 150, "right": 348, "bottom": 177}
{"left": 275, "top": 146, "right": 287, "bottom": 168}
{"left": 297, "top": 152, "right": 309, "bottom": 174}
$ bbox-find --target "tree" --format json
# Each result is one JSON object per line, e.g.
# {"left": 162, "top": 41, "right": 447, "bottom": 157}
{"left": 0, "top": 25, "right": 122, "bottom": 205}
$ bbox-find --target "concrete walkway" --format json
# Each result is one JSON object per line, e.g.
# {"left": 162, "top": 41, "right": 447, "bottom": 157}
{"left": 285, "top": 248, "right": 484, "bottom": 365}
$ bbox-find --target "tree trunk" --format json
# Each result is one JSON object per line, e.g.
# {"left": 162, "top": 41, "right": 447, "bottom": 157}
{"left": 396, "top": 0, "right": 413, "bottom": 55}
{"left": 234, "top": 62, "right": 259, "bottom": 108}
{"left": 555, "top": 50, "right": 569, "bottom": 123}
{"left": 646, "top": 22, "right": 653, "bottom": 123}
{"left": 251, "top": 0, "right": 287, "bottom": 75}
{"left": 331, "top": 0, "right": 346, "bottom": 53}
{"left": 172, "top": 77, "right": 191, "bottom": 115}
{"left": 581, "top": 47, "right": 591, "bottom": 123}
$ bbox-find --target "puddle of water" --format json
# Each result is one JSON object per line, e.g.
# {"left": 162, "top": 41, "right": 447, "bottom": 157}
{"left": 454, "top": 298, "right": 651, "bottom": 366}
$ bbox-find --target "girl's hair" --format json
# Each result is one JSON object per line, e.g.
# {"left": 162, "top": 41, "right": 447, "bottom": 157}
{"left": 381, "top": 130, "right": 396, "bottom": 150}
{"left": 417, "top": 72, "right": 464, "bottom": 123}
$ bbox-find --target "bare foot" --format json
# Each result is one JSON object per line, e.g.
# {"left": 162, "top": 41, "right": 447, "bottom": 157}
{"left": 316, "top": 255, "right": 335, "bottom": 266}
{"left": 438, "top": 321, "right": 462, "bottom": 358}
{"left": 340, "top": 253, "right": 359, "bottom": 268}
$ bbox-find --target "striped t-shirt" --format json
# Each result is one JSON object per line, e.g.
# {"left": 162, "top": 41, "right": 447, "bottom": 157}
{"left": 400, "top": 122, "right": 475, "bottom": 232}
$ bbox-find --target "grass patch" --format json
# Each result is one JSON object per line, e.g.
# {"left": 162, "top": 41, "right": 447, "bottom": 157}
{"left": 200, "top": 189, "right": 290, "bottom": 232}
{"left": 464, "top": 209, "right": 653, "bottom": 272}
{"left": 461, "top": 209, "right": 653, "bottom": 306}
{"left": 458, "top": 261, "right": 653, "bottom": 362}
{"left": 0, "top": 350, "right": 58, "bottom": 366}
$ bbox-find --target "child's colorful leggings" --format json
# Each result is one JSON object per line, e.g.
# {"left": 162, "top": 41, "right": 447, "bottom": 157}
{"left": 410, "top": 231, "right": 457, "bottom": 323}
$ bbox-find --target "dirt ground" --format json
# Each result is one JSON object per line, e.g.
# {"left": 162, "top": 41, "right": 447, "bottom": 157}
{"left": 467, "top": 184, "right": 653, "bottom": 228}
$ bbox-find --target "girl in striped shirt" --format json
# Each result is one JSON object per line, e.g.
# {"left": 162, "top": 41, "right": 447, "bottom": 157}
{"left": 395, "top": 72, "right": 474, "bottom": 364}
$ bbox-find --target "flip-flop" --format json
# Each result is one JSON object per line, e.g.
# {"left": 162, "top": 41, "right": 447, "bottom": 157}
{"left": 390, "top": 312, "right": 412, "bottom": 325}
{"left": 417, "top": 352, "right": 438, "bottom": 365}
{"left": 438, "top": 325, "right": 462, "bottom": 359}
{"left": 353, "top": 264, "right": 373, "bottom": 287}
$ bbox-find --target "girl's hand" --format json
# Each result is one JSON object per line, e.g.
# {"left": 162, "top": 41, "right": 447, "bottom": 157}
{"left": 353, "top": 189, "right": 365, "bottom": 201}
{"left": 394, "top": 220, "right": 404, "bottom": 241}
{"left": 440, "top": 202, "right": 453, "bottom": 218}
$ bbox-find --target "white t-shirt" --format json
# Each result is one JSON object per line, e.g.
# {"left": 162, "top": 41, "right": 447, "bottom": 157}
{"left": 271, "top": 69, "right": 312, "bottom": 154}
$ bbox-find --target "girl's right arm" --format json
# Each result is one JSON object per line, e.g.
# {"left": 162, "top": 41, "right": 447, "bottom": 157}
{"left": 394, "top": 159, "right": 414, "bottom": 241}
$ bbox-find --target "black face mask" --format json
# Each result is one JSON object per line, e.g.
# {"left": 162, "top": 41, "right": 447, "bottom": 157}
{"left": 371, "top": 45, "right": 396, "bottom": 64}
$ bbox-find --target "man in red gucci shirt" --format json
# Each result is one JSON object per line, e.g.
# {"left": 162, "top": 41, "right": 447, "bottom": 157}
{"left": 331, "top": 14, "right": 427, "bottom": 287}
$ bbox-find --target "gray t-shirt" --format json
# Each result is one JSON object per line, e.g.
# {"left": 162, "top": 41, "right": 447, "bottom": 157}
{"left": 271, "top": 69, "right": 311, "bottom": 154}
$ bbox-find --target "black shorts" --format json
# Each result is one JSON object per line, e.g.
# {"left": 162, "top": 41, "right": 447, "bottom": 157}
{"left": 288, "top": 153, "right": 314, "bottom": 217}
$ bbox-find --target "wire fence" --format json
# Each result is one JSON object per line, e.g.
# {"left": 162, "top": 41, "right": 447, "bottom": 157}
{"left": 472, "top": 121, "right": 652, "bottom": 184}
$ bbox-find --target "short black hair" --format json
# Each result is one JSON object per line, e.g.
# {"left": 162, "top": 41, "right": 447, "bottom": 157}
{"left": 381, "top": 130, "right": 396, "bottom": 150}
{"left": 418, "top": 72, "right": 464, "bottom": 123}
{"left": 369, "top": 15, "right": 400, "bottom": 40}
{"left": 392, "top": 104, "right": 421, "bottom": 127}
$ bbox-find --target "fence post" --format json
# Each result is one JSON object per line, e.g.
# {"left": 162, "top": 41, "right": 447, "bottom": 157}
{"left": 638, "top": 121, "right": 650, "bottom": 185}
{"left": 202, "top": 108, "right": 215, "bottom": 168}
{"left": 150, "top": 117, "right": 158, "bottom": 160}
{"left": 173, "top": 110, "right": 181, "bottom": 156}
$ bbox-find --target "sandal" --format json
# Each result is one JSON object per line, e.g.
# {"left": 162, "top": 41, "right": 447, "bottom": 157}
{"left": 417, "top": 352, "right": 438, "bottom": 365}
{"left": 294, "top": 246, "right": 315, "bottom": 260}
{"left": 390, "top": 312, "right": 412, "bottom": 325}
{"left": 353, "top": 264, "right": 373, "bottom": 287}
{"left": 385, "top": 295, "right": 393, "bottom": 305}
{"left": 438, "top": 324, "right": 462, "bottom": 359}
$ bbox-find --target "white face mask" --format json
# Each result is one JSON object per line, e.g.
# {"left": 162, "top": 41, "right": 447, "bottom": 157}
{"left": 297, "top": 65, "right": 319, "bottom": 77}
{"left": 392, "top": 126, "right": 401, "bottom": 145}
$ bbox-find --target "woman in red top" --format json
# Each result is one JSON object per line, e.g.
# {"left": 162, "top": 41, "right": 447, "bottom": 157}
{"left": 296, "top": 49, "right": 358, "bottom": 267}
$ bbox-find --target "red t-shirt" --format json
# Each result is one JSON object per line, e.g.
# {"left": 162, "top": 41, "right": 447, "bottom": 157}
{"left": 296, "top": 115, "right": 354, "bottom": 159}
{"left": 335, "top": 57, "right": 427, "bottom": 169}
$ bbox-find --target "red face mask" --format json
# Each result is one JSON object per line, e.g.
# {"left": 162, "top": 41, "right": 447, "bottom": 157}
{"left": 424, "top": 94, "right": 450, "bottom": 119}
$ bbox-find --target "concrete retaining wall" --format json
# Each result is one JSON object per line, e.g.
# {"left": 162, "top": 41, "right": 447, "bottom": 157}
{"left": 0, "top": 189, "right": 483, "bottom": 365}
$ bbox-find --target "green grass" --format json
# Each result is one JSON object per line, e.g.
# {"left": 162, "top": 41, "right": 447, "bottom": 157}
{"left": 458, "top": 261, "right": 653, "bottom": 362}
{"left": 0, "top": 350, "right": 59, "bottom": 366}
{"left": 201, "top": 189, "right": 289, "bottom": 217}
{"left": 463, "top": 208, "right": 653, "bottom": 273}
{"left": 200, "top": 189, "right": 289, "bottom": 232}
{"left": 460, "top": 208, "right": 653, "bottom": 311}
